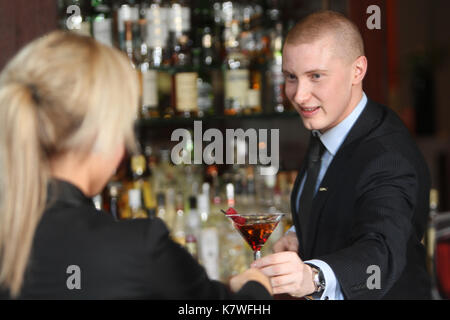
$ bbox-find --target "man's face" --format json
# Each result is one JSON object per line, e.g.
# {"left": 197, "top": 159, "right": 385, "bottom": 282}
{"left": 283, "top": 37, "right": 356, "bottom": 132}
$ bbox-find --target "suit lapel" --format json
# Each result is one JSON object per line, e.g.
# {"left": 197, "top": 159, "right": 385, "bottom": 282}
{"left": 302, "top": 99, "right": 385, "bottom": 258}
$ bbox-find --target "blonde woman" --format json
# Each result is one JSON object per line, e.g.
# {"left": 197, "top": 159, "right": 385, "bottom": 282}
{"left": 0, "top": 31, "right": 272, "bottom": 299}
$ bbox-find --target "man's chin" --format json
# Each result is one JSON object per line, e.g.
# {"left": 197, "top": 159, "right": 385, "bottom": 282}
{"left": 301, "top": 119, "right": 325, "bottom": 132}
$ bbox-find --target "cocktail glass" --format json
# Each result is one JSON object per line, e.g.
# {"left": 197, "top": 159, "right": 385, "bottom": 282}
{"left": 223, "top": 210, "right": 284, "bottom": 261}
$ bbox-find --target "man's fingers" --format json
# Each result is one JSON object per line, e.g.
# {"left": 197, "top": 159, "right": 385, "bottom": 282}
{"left": 259, "top": 262, "right": 296, "bottom": 277}
{"left": 273, "top": 283, "right": 300, "bottom": 295}
{"left": 270, "top": 274, "right": 297, "bottom": 288}
{"left": 251, "top": 251, "right": 301, "bottom": 269}
{"left": 272, "top": 240, "right": 286, "bottom": 253}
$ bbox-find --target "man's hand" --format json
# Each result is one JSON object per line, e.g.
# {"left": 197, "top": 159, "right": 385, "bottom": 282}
{"left": 273, "top": 231, "right": 299, "bottom": 253}
{"left": 229, "top": 268, "right": 273, "bottom": 295}
{"left": 251, "top": 252, "right": 316, "bottom": 297}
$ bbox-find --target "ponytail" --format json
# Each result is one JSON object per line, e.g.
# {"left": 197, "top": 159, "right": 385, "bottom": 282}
{"left": 0, "top": 30, "right": 139, "bottom": 298}
{"left": 0, "top": 82, "right": 49, "bottom": 297}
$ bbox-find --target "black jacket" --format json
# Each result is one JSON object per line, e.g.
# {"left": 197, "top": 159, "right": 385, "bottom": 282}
{"left": 1, "top": 179, "right": 271, "bottom": 299}
{"left": 291, "top": 99, "right": 431, "bottom": 299}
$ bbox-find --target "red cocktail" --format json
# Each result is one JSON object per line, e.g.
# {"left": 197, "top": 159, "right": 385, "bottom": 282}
{"left": 223, "top": 208, "right": 284, "bottom": 260}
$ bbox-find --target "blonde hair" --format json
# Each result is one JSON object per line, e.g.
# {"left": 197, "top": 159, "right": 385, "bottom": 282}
{"left": 285, "top": 10, "right": 365, "bottom": 62}
{"left": 0, "top": 31, "right": 139, "bottom": 297}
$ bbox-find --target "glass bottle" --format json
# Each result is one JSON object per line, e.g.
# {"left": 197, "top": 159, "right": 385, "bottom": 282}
{"left": 91, "top": 0, "right": 113, "bottom": 46}
{"left": 116, "top": 0, "right": 139, "bottom": 51}
{"left": 137, "top": 18, "right": 160, "bottom": 118}
{"left": 127, "top": 188, "right": 148, "bottom": 219}
{"left": 145, "top": 0, "right": 171, "bottom": 118}
{"left": 185, "top": 196, "right": 201, "bottom": 260}
{"left": 223, "top": 18, "right": 249, "bottom": 116}
{"left": 425, "top": 189, "right": 439, "bottom": 276}
{"left": 265, "top": 4, "right": 286, "bottom": 113}
{"left": 172, "top": 193, "right": 186, "bottom": 246}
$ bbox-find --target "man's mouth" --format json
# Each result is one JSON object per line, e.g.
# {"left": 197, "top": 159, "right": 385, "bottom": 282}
{"left": 299, "top": 106, "right": 321, "bottom": 117}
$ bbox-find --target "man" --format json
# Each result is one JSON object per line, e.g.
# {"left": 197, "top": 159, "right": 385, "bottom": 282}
{"left": 252, "top": 11, "right": 431, "bottom": 299}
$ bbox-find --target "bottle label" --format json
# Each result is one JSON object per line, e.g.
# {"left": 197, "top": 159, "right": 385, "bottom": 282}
{"left": 169, "top": 5, "right": 190, "bottom": 32}
{"left": 197, "top": 78, "right": 213, "bottom": 112}
{"left": 93, "top": 18, "right": 113, "bottom": 47}
{"left": 142, "top": 69, "right": 158, "bottom": 107}
{"left": 146, "top": 7, "right": 169, "bottom": 48}
{"left": 225, "top": 69, "right": 249, "bottom": 111}
{"left": 247, "top": 88, "right": 261, "bottom": 108}
{"left": 175, "top": 72, "right": 198, "bottom": 112}
{"left": 118, "top": 6, "right": 139, "bottom": 32}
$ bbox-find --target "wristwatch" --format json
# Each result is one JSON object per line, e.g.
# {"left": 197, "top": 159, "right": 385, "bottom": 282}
{"left": 308, "top": 264, "right": 326, "bottom": 293}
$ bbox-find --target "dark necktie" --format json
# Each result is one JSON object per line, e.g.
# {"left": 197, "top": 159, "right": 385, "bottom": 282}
{"left": 298, "top": 133, "right": 326, "bottom": 248}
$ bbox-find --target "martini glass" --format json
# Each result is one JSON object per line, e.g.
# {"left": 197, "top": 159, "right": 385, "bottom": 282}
{"left": 223, "top": 210, "right": 284, "bottom": 261}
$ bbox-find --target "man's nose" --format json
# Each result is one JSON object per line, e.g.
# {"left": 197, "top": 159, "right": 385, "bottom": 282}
{"left": 294, "top": 82, "right": 311, "bottom": 105}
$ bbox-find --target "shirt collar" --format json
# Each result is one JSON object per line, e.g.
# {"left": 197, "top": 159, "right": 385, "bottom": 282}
{"left": 46, "top": 178, "right": 94, "bottom": 209}
{"left": 313, "top": 92, "right": 367, "bottom": 156}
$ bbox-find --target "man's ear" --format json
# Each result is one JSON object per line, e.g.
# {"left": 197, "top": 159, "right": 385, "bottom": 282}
{"left": 352, "top": 55, "right": 368, "bottom": 85}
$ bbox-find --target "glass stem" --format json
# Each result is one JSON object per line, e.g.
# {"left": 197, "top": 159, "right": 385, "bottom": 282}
{"left": 254, "top": 250, "right": 261, "bottom": 261}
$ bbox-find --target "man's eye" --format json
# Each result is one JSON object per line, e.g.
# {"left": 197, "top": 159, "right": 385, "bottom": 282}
{"left": 285, "top": 74, "right": 296, "bottom": 81}
{"left": 311, "top": 73, "right": 321, "bottom": 80}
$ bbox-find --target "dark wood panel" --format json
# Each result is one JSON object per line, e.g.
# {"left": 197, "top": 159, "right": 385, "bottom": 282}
{"left": 0, "top": 0, "right": 58, "bottom": 70}
{"left": 348, "top": 0, "right": 388, "bottom": 105}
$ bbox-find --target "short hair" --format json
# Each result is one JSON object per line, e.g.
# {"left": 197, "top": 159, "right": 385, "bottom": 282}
{"left": 285, "top": 10, "right": 365, "bottom": 62}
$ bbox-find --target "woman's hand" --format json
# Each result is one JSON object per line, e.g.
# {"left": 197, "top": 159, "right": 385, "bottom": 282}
{"left": 229, "top": 268, "right": 273, "bottom": 295}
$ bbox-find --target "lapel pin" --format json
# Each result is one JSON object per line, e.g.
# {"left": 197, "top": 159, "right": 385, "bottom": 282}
{"left": 319, "top": 187, "right": 328, "bottom": 192}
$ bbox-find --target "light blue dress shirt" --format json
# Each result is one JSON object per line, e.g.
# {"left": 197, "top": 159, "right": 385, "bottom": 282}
{"left": 288, "top": 93, "right": 368, "bottom": 300}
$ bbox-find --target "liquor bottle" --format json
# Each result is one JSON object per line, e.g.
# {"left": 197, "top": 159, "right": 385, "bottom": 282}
{"left": 136, "top": 18, "right": 159, "bottom": 118}
{"left": 223, "top": 19, "right": 249, "bottom": 116}
{"left": 166, "top": 1, "right": 196, "bottom": 117}
{"left": 116, "top": 0, "right": 140, "bottom": 51}
{"left": 199, "top": 182, "right": 210, "bottom": 223}
{"left": 143, "top": 0, "right": 171, "bottom": 118}
{"left": 91, "top": 0, "right": 113, "bottom": 46}
{"left": 171, "top": 37, "right": 198, "bottom": 116}
{"left": 185, "top": 196, "right": 201, "bottom": 260}
{"left": 198, "top": 190, "right": 220, "bottom": 280}
{"left": 425, "top": 189, "right": 439, "bottom": 276}
{"left": 164, "top": 187, "right": 177, "bottom": 230}
{"left": 240, "top": 1, "right": 262, "bottom": 115}
{"left": 193, "top": 47, "right": 213, "bottom": 118}
{"left": 108, "top": 181, "right": 121, "bottom": 220}
{"left": 156, "top": 192, "right": 167, "bottom": 221}
{"left": 130, "top": 153, "right": 156, "bottom": 217}
{"left": 127, "top": 188, "right": 148, "bottom": 219}
{"left": 192, "top": 0, "right": 217, "bottom": 117}
{"left": 265, "top": 4, "right": 286, "bottom": 113}
{"left": 172, "top": 193, "right": 186, "bottom": 245}
{"left": 124, "top": 20, "right": 139, "bottom": 67}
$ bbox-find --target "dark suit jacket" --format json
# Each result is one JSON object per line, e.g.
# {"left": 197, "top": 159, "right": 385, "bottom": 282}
{"left": 291, "top": 98, "right": 431, "bottom": 300}
{"left": 1, "top": 179, "right": 271, "bottom": 300}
